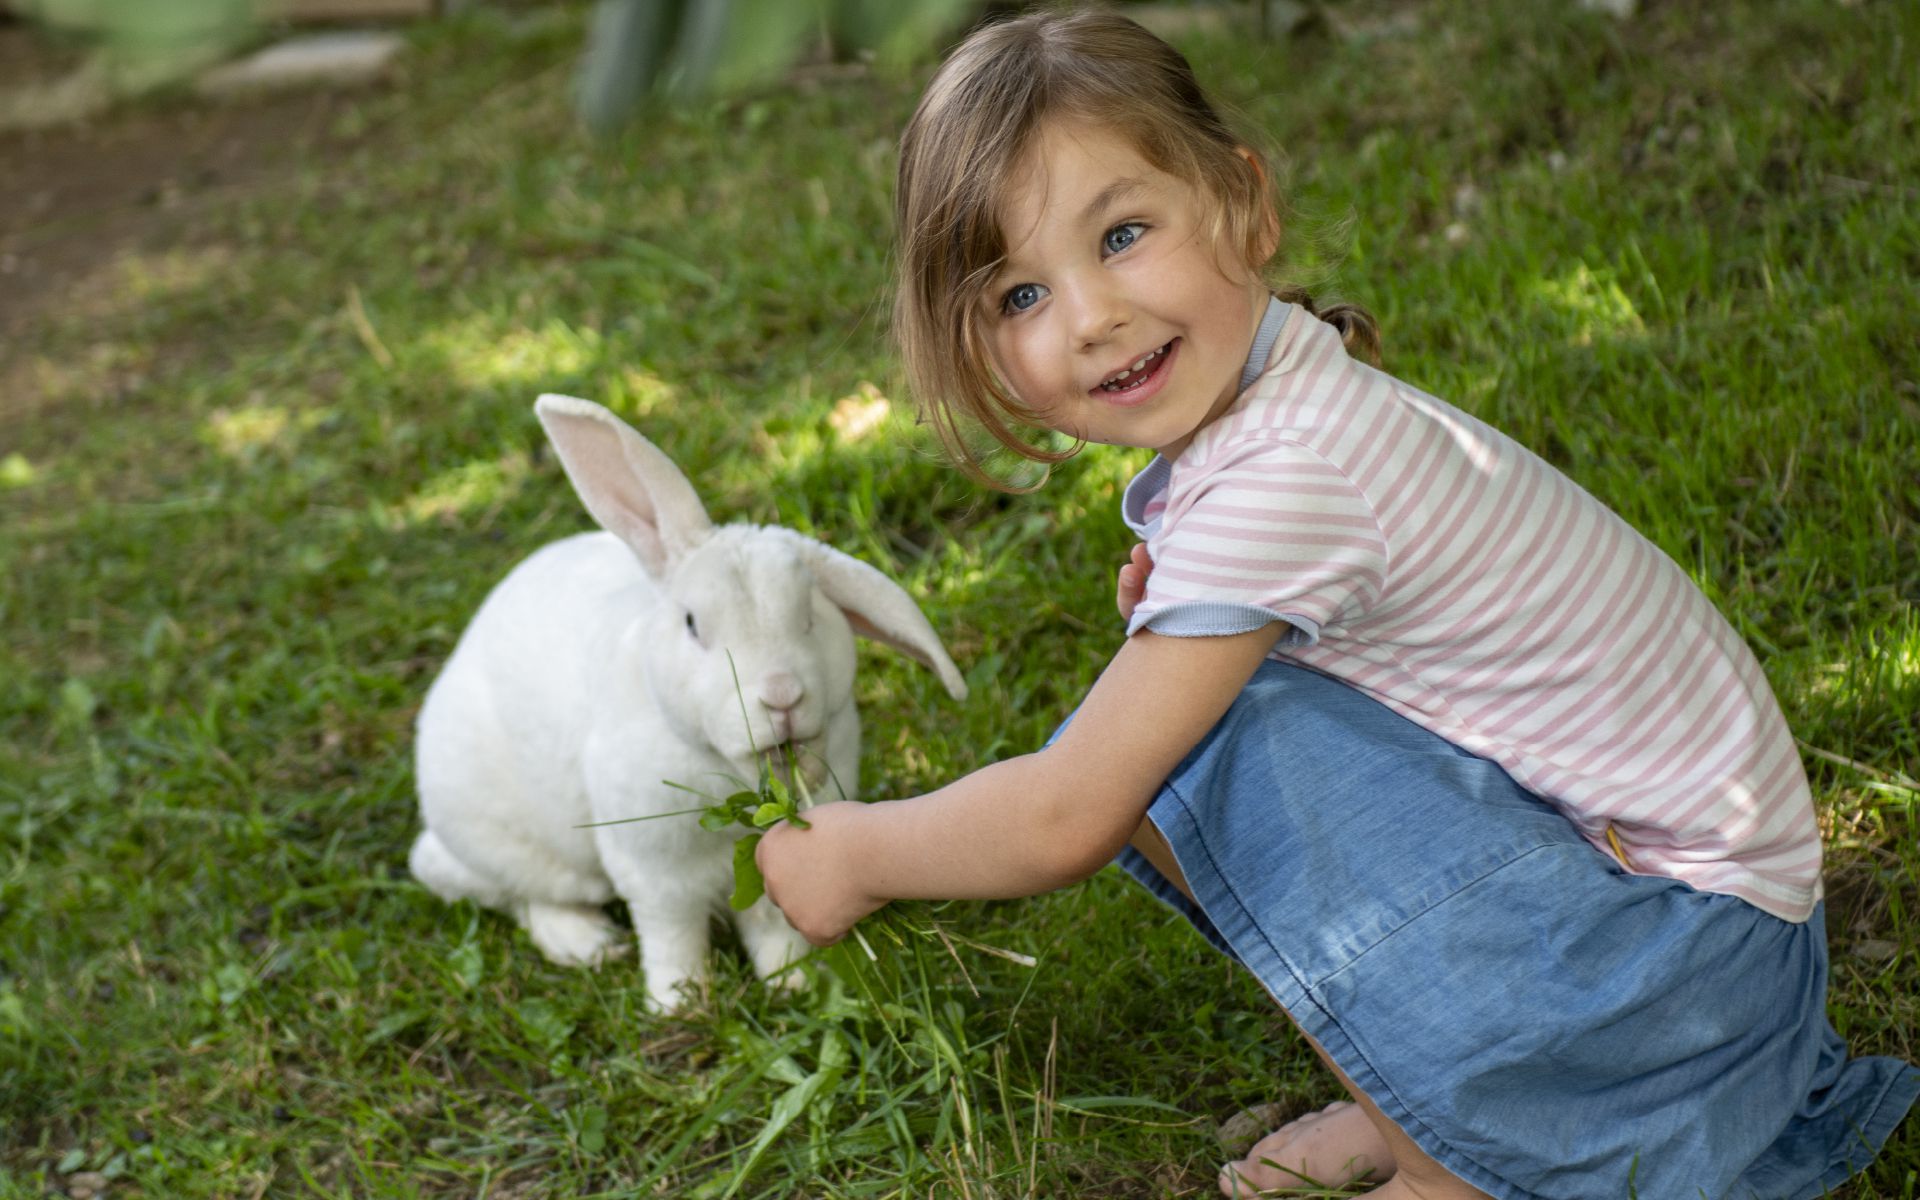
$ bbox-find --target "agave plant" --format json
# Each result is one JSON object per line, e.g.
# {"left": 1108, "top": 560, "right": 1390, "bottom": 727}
{"left": 575, "top": 0, "right": 982, "bottom": 133}
{"left": 1, "top": 0, "right": 258, "bottom": 129}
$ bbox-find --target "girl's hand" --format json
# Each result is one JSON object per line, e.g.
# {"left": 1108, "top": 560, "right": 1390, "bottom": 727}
{"left": 1116, "top": 542, "right": 1154, "bottom": 621}
{"left": 756, "top": 801, "right": 886, "bottom": 946}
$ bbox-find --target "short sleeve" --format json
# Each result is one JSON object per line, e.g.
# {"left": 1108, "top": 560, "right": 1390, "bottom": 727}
{"left": 1125, "top": 438, "right": 1387, "bottom": 646}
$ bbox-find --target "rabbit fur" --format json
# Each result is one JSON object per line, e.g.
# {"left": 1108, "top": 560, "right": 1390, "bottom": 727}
{"left": 409, "top": 394, "right": 967, "bottom": 1012}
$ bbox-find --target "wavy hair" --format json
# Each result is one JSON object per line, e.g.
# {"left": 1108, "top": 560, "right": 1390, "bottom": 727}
{"left": 893, "top": 6, "right": 1380, "bottom": 487}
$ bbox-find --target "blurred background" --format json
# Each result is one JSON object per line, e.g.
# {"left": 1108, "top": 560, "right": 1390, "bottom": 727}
{"left": 2, "top": 1, "right": 1913, "bottom": 1197}
{"left": 1, "top": 0, "right": 994, "bottom": 131}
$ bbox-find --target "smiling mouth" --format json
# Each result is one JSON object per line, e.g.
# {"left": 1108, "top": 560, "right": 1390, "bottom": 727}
{"left": 1098, "top": 342, "right": 1172, "bottom": 393}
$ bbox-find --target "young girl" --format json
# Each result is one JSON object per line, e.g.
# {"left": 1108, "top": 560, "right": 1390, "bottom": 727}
{"left": 757, "top": 9, "right": 1918, "bottom": 1197}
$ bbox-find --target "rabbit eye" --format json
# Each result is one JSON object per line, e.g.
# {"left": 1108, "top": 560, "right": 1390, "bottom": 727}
{"left": 684, "top": 612, "right": 699, "bottom": 641}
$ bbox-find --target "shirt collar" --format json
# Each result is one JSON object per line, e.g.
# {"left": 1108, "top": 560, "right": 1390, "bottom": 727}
{"left": 1239, "top": 295, "right": 1288, "bottom": 394}
{"left": 1123, "top": 296, "right": 1288, "bottom": 531}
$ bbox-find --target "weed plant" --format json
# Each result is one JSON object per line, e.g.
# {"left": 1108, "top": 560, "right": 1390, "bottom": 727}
{"left": 1, "top": 0, "right": 1916, "bottom": 1196}
{"left": 632, "top": 733, "right": 1044, "bottom": 1198}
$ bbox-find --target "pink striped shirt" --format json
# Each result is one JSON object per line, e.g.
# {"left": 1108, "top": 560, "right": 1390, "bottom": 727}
{"left": 1124, "top": 304, "right": 1821, "bottom": 921}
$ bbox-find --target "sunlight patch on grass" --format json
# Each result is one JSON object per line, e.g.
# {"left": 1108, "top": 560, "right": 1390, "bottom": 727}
{"left": 1808, "top": 620, "right": 1920, "bottom": 704}
{"left": 1055, "top": 446, "right": 1148, "bottom": 523}
{"left": 0, "top": 342, "right": 145, "bottom": 419}
{"left": 203, "top": 403, "right": 336, "bottom": 461}
{"left": 39, "top": 245, "right": 240, "bottom": 333}
{"left": 0, "top": 453, "right": 37, "bottom": 489}
{"left": 713, "top": 381, "right": 917, "bottom": 501}
{"left": 1531, "top": 262, "right": 1646, "bottom": 345}
{"left": 119, "top": 245, "right": 236, "bottom": 302}
{"left": 203, "top": 404, "right": 292, "bottom": 458}
{"left": 1890, "top": 637, "right": 1920, "bottom": 689}
{"left": 602, "top": 364, "right": 681, "bottom": 419}
{"left": 387, "top": 450, "right": 533, "bottom": 529}
{"left": 827, "top": 382, "right": 892, "bottom": 443}
{"left": 427, "top": 316, "right": 601, "bottom": 389}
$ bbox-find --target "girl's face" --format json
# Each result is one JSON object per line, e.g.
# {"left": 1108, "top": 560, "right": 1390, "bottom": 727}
{"left": 981, "top": 119, "right": 1272, "bottom": 461}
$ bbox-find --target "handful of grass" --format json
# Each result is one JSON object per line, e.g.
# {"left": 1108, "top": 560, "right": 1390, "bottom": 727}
{"left": 680, "top": 747, "right": 1042, "bottom": 1196}
{"left": 694, "top": 758, "right": 809, "bottom": 915}
{"left": 609, "top": 667, "right": 1043, "bottom": 1191}
{"left": 703, "top": 747, "right": 1034, "bottom": 974}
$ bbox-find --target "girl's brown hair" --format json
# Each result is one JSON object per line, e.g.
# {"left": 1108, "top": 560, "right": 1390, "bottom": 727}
{"left": 894, "top": 6, "right": 1380, "bottom": 486}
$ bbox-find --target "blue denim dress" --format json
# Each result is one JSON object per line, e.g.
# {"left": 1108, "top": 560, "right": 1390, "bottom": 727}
{"left": 1108, "top": 659, "right": 1917, "bottom": 1199}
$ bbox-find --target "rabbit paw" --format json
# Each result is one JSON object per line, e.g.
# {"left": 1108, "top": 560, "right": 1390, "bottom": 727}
{"left": 642, "top": 966, "right": 706, "bottom": 1014}
{"left": 524, "top": 902, "right": 630, "bottom": 967}
{"left": 737, "top": 903, "right": 813, "bottom": 992}
{"left": 761, "top": 961, "right": 809, "bottom": 995}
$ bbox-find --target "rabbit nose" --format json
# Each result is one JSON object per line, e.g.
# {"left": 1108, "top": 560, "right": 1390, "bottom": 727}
{"left": 757, "top": 672, "right": 804, "bottom": 713}
{"left": 758, "top": 673, "right": 804, "bottom": 744}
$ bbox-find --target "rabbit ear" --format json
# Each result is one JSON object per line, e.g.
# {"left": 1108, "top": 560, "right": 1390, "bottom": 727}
{"left": 534, "top": 394, "right": 713, "bottom": 576}
{"left": 782, "top": 532, "right": 969, "bottom": 702}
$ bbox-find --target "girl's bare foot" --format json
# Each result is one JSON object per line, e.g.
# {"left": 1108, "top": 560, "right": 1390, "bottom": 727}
{"left": 1218, "top": 1100, "right": 1397, "bottom": 1195}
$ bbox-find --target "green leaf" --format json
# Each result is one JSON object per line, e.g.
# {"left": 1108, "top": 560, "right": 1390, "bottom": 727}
{"left": 750, "top": 802, "right": 785, "bottom": 828}
{"left": 763, "top": 771, "right": 791, "bottom": 809}
{"left": 214, "top": 962, "right": 252, "bottom": 1008}
{"left": 0, "top": 984, "right": 32, "bottom": 1038}
{"left": 574, "top": 1103, "right": 609, "bottom": 1155}
{"left": 58, "top": 678, "right": 97, "bottom": 729}
{"left": 449, "top": 940, "right": 483, "bottom": 990}
{"left": 721, "top": 1048, "right": 846, "bottom": 1198}
{"left": 699, "top": 808, "right": 736, "bottom": 833}
{"left": 366, "top": 1007, "right": 426, "bottom": 1046}
{"left": 515, "top": 998, "right": 575, "bottom": 1052}
{"left": 729, "top": 834, "right": 765, "bottom": 910}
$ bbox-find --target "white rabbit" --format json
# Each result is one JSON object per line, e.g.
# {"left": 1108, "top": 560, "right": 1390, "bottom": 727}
{"left": 409, "top": 393, "right": 968, "bottom": 1012}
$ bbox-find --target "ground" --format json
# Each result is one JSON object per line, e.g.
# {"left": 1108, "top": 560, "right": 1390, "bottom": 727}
{"left": 0, "top": 19, "right": 351, "bottom": 346}
{"left": 1, "top": 3, "right": 1914, "bottom": 1196}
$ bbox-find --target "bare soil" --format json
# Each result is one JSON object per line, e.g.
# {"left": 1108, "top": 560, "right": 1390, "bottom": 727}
{"left": 0, "top": 20, "right": 356, "bottom": 342}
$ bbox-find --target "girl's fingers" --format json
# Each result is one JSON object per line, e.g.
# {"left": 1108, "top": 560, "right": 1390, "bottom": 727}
{"left": 1117, "top": 543, "right": 1155, "bottom": 619}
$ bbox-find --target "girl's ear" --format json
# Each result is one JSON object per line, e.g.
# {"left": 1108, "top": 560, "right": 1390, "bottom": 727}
{"left": 1236, "top": 145, "right": 1283, "bottom": 264}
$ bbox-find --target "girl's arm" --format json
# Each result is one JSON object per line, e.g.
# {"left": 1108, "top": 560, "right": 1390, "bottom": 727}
{"left": 756, "top": 623, "right": 1283, "bottom": 945}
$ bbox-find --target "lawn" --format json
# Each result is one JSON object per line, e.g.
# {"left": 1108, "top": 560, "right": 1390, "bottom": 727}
{"left": 1, "top": 1, "right": 1915, "bottom": 1196}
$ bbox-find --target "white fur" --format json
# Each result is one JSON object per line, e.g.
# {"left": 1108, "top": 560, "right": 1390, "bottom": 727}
{"left": 410, "top": 394, "right": 967, "bottom": 1012}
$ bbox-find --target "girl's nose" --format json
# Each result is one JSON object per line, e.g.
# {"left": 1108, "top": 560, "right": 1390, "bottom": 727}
{"left": 1066, "top": 278, "right": 1127, "bottom": 348}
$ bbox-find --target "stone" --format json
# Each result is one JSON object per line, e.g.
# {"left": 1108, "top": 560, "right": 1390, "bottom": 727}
{"left": 1215, "top": 1102, "right": 1291, "bottom": 1155}
{"left": 197, "top": 30, "right": 404, "bottom": 95}
{"left": 65, "top": 1172, "right": 111, "bottom": 1200}
{"left": 1852, "top": 939, "right": 1899, "bottom": 962}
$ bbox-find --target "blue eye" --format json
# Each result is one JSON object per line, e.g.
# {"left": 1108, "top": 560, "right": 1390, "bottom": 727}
{"left": 1103, "top": 223, "right": 1144, "bottom": 255}
{"left": 1002, "top": 282, "right": 1047, "bottom": 314}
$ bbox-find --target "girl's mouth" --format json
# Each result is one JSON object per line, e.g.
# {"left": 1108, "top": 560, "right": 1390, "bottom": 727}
{"left": 1095, "top": 340, "right": 1175, "bottom": 403}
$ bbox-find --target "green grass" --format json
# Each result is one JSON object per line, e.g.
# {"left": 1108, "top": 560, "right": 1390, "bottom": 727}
{"left": 2, "top": 0, "right": 1916, "bottom": 1195}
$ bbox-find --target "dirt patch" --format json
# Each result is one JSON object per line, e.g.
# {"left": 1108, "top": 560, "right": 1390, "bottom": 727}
{"left": 0, "top": 20, "right": 359, "bottom": 344}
